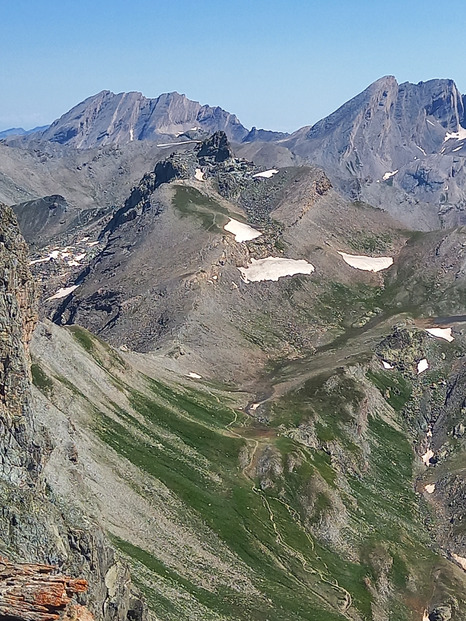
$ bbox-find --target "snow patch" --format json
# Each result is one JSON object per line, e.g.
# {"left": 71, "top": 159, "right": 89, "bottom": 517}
{"left": 224, "top": 218, "right": 262, "bottom": 242}
{"left": 187, "top": 372, "right": 202, "bottom": 379}
{"left": 382, "top": 170, "right": 398, "bottom": 180}
{"left": 194, "top": 168, "right": 204, "bottom": 181}
{"left": 382, "top": 361, "right": 394, "bottom": 370}
{"left": 425, "top": 327, "right": 454, "bottom": 342}
{"left": 87, "top": 241, "right": 99, "bottom": 247}
{"left": 29, "top": 257, "right": 50, "bottom": 265}
{"left": 426, "top": 119, "right": 435, "bottom": 126}
{"left": 444, "top": 126, "right": 466, "bottom": 142}
{"left": 453, "top": 145, "right": 464, "bottom": 152}
{"left": 338, "top": 252, "right": 393, "bottom": 272}
{"left": 238, "top": 257, "right": 315, "bottom": 283}
{"left": 452, "top": 553, "right": 466, "bottom": 571}
{"left": 46, "top": 285, "right": 79, "bottom": 301}
{"left": 253, "top": 169, "right": 279, "bottom": 179}
{"left": 422, "top": 612, "right": 429, "bottom": 621}
{"left": 157, "top": 140, "right": 200, "bottom": 147}
{"left": 422, "top": 449, "right": 434, "bottom": 466}
{"left": 416, "top": 145, "right": 427, "bottom": 155}
{"left": 425, "top": 483, "right": 435, "bottom": 494}
{"left": 417, "top": 359, "right": 429, "bottom": 374}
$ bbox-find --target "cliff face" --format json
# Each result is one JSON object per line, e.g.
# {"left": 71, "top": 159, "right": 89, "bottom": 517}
{"left": 0, "top": 204, "right": 41, "bottom": 485}
{"left": 0, "top": 204, "right": 146, "bottom": 621}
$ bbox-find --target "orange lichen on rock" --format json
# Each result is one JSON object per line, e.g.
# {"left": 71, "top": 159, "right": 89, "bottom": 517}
{"left": 0, "top": 557, "right": 93, "bottom": 621}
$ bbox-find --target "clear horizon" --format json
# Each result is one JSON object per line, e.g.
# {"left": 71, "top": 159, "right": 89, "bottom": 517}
{"left": 2, "top": 0, "right": 466, "bottom": 133}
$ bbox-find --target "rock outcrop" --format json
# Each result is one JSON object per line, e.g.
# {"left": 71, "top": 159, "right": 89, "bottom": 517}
{"left": 0, "top": 557, "right": 93, "bottom": 621}
{"left": 0, "top": 203, "right": 41, "bottom": 486}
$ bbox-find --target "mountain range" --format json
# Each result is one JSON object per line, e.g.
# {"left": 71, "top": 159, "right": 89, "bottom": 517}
{"left": 0, "top": 77, "right": 465, "bottom": 621}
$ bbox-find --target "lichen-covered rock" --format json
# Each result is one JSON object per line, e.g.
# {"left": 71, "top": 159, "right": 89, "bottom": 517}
{"left": 0, "top": 556, "right": 93, "bottom": 621}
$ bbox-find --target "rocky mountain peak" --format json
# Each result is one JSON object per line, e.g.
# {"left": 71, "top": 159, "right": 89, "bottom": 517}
{"left": 196, "top": 130, "right": 233, "bottom": 163}
{"left": 19, "top": 90, "right": 250, "bottom": 148}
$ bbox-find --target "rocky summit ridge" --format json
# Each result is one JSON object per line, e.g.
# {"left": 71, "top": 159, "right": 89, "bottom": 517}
{"left": 10, "top": 90, "right": 250, "bottom": 148}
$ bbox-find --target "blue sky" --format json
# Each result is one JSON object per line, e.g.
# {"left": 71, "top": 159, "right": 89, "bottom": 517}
{"left": 2, "top": 0, "right": 466, "bottom": 132}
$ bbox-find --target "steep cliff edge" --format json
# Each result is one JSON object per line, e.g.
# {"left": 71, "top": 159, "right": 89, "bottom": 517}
{"left": 0, "top": 203, "right": 146, "bottom": 620}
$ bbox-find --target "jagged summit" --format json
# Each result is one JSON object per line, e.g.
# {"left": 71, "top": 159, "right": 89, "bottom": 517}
{"left": 18, "top": 89, "right": 249, "bottom": 148}
{"left": 284, "top": 76, "right": 466, "bottom": 228}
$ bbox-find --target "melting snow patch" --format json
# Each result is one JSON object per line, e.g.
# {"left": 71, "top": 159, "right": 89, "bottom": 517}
{"left": 444, "top": 126, "right": 466, "bottom": 142}
{"left": 157, "top": 140, "right": 200, "bottom": 147}
{"left": 253, "top": 169, "right": 279, "bottom": 179}
{"left": 425, "top": 483, "right": 435, "bottom": 494}
{"left": 224, "top": 218, "right": 262, "bottom": 242}
{"left": 382, "top": 170, "right": 398, "bottom": 180}
{"left": 338, "top": 252, "right": 393, "bottom": 272}
{"left": 382, "top": 361, "right": 394, "bottom": 370}
{"left": 453, "top": 145, "right": 464, "bottom": 152}
{"left": 416, "top": 145, "right": 427, "bottom": 155}
{"left": 74, "top": 253, "right": 86, "bottom": 262}
{"left": 452, "top": 553, "right": 466, "bottom": 571}
{"left": 417, "top": 359, "right": 429, "bottom": 374}
{"left": 238, "top": 257, "right": 315, "bottom": 283}
{"left": 422, "top": 449, "right": 434, "bottom": 466}
{"left": 194, "top": 168, "right": 204, "bottom": 181}
{"left": 426, "top": 119, "right": 435, "bottom": 126}
{"left": 422, "top": 612, "right": 430, "bottom": 621}
{"left": 87, "top": 241, "right": 99, "bottom": 247}
{"left": 187, "top": 372, "right": 202, "bottom": 379}
{"left": 46, "top": 285, "right": 79, "bottom": 301}
{"left": 29, "top": 257, "right": 50, "bottom": 265}
{"left": 425, "top": 327, "right": 454, "bottom": 342}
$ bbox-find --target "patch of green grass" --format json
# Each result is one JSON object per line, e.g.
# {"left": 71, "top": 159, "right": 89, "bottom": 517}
{"left": 316, "top": 282, "right": 384, "bottom": 327}
{"left": 348, "top": 231, "right": 392, "bottom": 254}
{"left": 31, "top": 362, "right": 53, "bottom": 394}
{"left": 68, "top": 325, "right": 95, "bottom": 353}
{"left": 173, "top": 186, "right": 232, "bottom": 233}
{"left": 366, "top": 370, "right": 412, "bottom": 411}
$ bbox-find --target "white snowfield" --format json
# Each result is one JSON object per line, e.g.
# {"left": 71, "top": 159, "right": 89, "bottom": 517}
{"left": 425, "top": 484, "right": 435, "bottom": 494}
{"left": 382, "top": 360, "right": 394, "bottom": 369}
{"left": 187, "top": 372, "right": 202, "bottom": 379}
{"left": 425, "top": 327, "right": 454, "bottom": 342}
{"left": 422, "top": 449, "right": 434, "bottom": 466}
{"left": 46, "top": 285, "right": 79, "bottom": 301}
{"left": 444, "top": 126, "right": 466, "bottom": 142}
{"left": 417, "top": 359, "right": 429, "bottom": 374}
{"left": 156, "top": 140, "right": 200, "bottom": 147}
{"left": 194, "top": 168, "right": 204, "bottom": 181}
{"left": 452, "top": 553, "right": 466, "bottom": 571}
{"left": 238, "top": 257, "right": 315, "bottom": 283}
{"left": 382, "top": 170, "right": 398, "bottom": 180}
{"left": 224, "top": 218, "right": 262, "bottom": 242}
{"left": 253, "top": 169, "right": 279, "bottom": 179}
{"left": 338, "top": 252, "right": 393, "bottom": 272}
